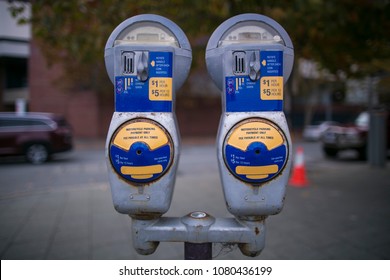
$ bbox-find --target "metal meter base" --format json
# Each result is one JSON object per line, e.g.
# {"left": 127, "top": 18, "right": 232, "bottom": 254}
{"left": 131, "top": 211, "right": 266, "bottom": 257}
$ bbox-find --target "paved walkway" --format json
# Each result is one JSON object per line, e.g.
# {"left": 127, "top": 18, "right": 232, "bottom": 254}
{"left": 0, "top": 140, "right": 389, "bottom": 259}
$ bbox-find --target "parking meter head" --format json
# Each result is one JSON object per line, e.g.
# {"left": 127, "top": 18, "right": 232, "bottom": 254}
{"left": 105, "top": 14, "right": 192, "bottom": 91}
{"left": 206, "top": 13, "right": 294, "bottom": 91}
{"left": 104, "top": 15, "right": 192, "bottom": 218}
{"left": 206, "top": 14, "right": 294, "bottom": 219}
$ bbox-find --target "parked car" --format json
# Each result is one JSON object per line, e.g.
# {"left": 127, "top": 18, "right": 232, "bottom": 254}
{"left": 303, "top": 121, "right": 339, "bottom": 141}
{"left": 0, "top": 112, "right": 73, "bottom": 164}
{"left": 321, "top": 111, "right": 389, "bottom": 159}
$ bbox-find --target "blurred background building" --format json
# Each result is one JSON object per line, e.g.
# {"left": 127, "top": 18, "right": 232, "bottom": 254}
{"left": 0, "top": 0, "right": 30, "bottom": 113}
{"left": 1, "top": 0, "right": 389, "bottom": 139}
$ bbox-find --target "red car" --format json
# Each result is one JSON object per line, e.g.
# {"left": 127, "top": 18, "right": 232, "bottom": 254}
{"left": 321, "top": 111, "right": 389, "bottom": 159}
{"left": 0, "top": 112, "right": 73, "bottom": 164}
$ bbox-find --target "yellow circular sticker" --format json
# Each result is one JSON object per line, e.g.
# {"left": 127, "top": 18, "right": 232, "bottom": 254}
{"left": 224, "top": 118, "right": 288, "bottom": 184}
{"left": 109, "top": 119, "right": 173, "bottom": 184}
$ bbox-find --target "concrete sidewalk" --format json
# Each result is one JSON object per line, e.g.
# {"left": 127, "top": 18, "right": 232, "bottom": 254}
{"left": 0, "top": 142, "right": 389, "bottom": 259}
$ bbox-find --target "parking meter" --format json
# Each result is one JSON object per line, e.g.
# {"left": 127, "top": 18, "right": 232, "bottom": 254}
{"left": 206, "top": 14, "right": 294, "bottom": 219}
{"left": 104, "top": 14, "right": 192, "bottom": 219}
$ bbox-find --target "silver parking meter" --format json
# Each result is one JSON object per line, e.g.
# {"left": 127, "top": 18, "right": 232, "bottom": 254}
{"left": 104, "top": 14, "right": 192, "bottom": 219}
{"left": 206, "top": 14, "right": 294, "bottom": 219}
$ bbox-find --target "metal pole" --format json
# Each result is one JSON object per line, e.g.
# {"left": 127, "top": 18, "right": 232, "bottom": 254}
{"left": 368, "top": 109, "right": 387, "bottom": 167}
{"left": 184, "top": 242, "right": 212, "bottom": 260}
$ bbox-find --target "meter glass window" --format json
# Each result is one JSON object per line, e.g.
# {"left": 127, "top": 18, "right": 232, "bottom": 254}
{"left": 114, "top": 22, "right": 179, "bottom": 47}
{"left": 218, "top": 21, "right": 284, "bottom": 46}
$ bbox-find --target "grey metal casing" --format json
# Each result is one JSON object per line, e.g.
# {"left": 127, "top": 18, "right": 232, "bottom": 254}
{"left": 104, "top": 15, "right": 192, "bottom": 218}
{"left": 216, "top": 112, "right": 292, "bottom": 218}
{"left": 206, "top": 14, "right": 294, "bottom": 219}
{"left": 105, "top": 112, "right": 180, "bottom": 218}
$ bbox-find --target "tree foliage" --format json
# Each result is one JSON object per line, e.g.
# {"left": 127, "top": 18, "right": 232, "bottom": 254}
{"left": 282, "top": 0, "right": 390, "bottom": 77}
{"left": 8, "top": 0, "right": 390, "bottom": 94}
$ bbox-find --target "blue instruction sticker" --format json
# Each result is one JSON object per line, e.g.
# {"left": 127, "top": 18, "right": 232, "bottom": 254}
{"left": 226, "top": 50, "right": 283, "bottom": 112}
{"left": 115, "top": 52, "right": 173, "bottom": 112}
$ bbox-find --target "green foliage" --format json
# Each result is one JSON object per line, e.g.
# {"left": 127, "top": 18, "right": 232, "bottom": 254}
{"left": 8, "top": 0, "right": 390, "bottom": 94}
{"left": 280, "top": 0, "right": 390, "bottom": 76}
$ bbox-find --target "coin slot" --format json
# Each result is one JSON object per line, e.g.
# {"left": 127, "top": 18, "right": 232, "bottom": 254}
{"left": 122, "top": 51, "right": 135, "bottom": 75}
{"left": 233, "top": 51, "right": 246, "bottom": 75}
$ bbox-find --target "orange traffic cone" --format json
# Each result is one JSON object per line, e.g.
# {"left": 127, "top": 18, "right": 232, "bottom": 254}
{"left": 288, "top": 146, "right": 309, "bottom": 187}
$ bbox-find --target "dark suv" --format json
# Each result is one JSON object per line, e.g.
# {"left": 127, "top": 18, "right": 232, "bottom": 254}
{"left": 321, "top": 111, "right": 389, "bottom": 159}
{"left": 0, "top": 112, "right": 73, "bottom": 163}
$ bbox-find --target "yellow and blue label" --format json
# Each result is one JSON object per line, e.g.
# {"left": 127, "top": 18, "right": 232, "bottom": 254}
{"left": 109, "top": 119, "right": 173, "bottom": 184}
{"left": 224, "top": 119, "right": 288, "bottom": 184}
{"left": 115, "top": 52, "right": 173, "bottom": 112}
{"left": 226, "top": 50, "right": 283, "bottom": 112}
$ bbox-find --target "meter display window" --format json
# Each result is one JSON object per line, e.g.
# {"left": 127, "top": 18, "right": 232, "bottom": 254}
{"left": 115, "top": 22, "right": 179, "bottom": 47}
{"left": 218, "top": 21, "right": 284, "bottom": 46}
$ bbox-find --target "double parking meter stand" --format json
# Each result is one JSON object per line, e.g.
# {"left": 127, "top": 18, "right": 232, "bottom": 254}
{"left": 104, "top": 14, "right": 294, "bottom": 259}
